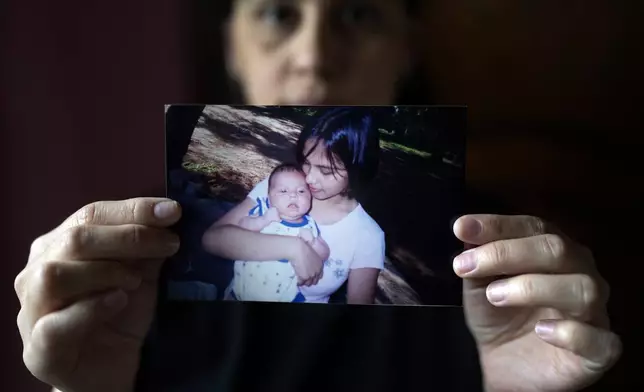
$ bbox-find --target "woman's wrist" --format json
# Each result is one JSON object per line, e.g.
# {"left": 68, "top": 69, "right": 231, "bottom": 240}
{"left": 285, "top": 235, "right": 306, "bottom": 261}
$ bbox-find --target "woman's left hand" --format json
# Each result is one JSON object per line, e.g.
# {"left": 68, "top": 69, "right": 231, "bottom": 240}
{"left": 453, "top": 214, "right": 622, "bottom": 392}
{"left": 290, "top": 238, "right": 324, "bottom": 287}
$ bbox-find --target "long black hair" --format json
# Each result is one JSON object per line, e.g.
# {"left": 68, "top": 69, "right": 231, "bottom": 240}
{"left": 295, "top": 107, "right": 381, "bottom": 199}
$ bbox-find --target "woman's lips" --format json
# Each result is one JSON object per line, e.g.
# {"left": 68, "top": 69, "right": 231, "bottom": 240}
{"left": 284, "top": 84, "right": 328, "bottom": 105}
{"left": 309, "top": 187, "right": 320, "bottom": 193}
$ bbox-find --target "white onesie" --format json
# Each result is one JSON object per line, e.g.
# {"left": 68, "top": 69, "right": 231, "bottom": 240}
{"left": 225, "top": 197, "right": 321, "bottom": 303}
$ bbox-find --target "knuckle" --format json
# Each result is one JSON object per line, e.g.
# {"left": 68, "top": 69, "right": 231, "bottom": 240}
{"left": 515, "top": 276, "right": 537, "bottom": 300}
{"left": 22, "top": 343, "right": 45, "bottom": 379}
{"left": 76, "top": 202, "right": 98, "bottom": 226}
{"left": 486, "top": 216, "right": 504, "bottom": 236}
{"left": 34, "top": 262, "right": 65, "bottom": 296}
{"left": 607, "top": 334, "right": 623, "bottom": 365}
{"left": 542, "top": 233, "right": 568, "bottom": 261}
{"left": 16, "top": 308, "right": 28, "bottom": 338}
{"left": 29, "top": 236, "right": 46, "bottom": 257}
{"left": 556, "top": 321, "right": 575, "bottom": 345}
{"left": 575, "top": 274, "right": 601, "bottom": 311}
{"left": 485, "top": 242, "right": 508, "bottom": 272}
{"left": 584, "top": 332, "right": 622, "bottom": 372}
{"left": 127, "top": 199, "right": 142, "bottom": 222}
{"left": 61, "top": 225, "right": 90, "bottom": 256}
{"left": 23, "top": 329, "right": 58, "bottom": 382}
{"left": 14, "top": 270, "right": 27, "bottom": 298}
{"left": 527, "top": 215, "right": 548, "bottom": 235}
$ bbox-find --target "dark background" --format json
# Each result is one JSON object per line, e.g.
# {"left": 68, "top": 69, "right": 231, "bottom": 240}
{"left": 2, "top": 0, "right": 642, "bottom": 390}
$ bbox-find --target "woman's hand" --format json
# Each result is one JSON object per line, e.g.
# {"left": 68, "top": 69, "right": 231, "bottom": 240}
{"left": 265, "top": 207, "right": 281, "bottom": 223}
{"left": 289, "top": 238, "right": 324, "bottom": 287}
{"left": 453, "top": 214, "right": 621, "bottom": 392}
{"left": 298, "top": 228, "right": 314, "bottom": 244}
{"left": 14, "top": 198, "right": 181, "bottom": 392}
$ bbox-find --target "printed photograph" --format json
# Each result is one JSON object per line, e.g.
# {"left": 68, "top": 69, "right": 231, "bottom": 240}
{"left": 164, "top": 105, "right": 466, "bottom": 306}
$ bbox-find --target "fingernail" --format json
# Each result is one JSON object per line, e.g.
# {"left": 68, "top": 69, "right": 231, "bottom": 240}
{"left": 535, "top": 320, "right": 556, "bottom": 339}
{"left": 123, "top": 274, "right": 142, "bottom": 291}
{"left": 486, "top": 280, "right": 509, "bottom": 304}
{"left": 461, "top": 217, "right": 481, "bottom": 238}
{"left": 453, "top": 250, "right": 477, "bottom": 275}
{"left": 103, "top": 290, "right": 127, "bottom": 309}
{"left": 154, "top": 201, "right": 179, "bottom": 220}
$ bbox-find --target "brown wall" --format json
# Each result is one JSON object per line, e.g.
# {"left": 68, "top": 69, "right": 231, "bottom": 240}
{"left": 2, "top": 0, "right": 641, "bottom": 390}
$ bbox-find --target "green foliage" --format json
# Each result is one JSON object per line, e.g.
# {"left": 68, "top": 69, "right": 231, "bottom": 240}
{"left": 291, "top": 107, "right": 320, "bottom": 116}
{"left": 182, "top": 161, "right": 218, "bottom": 175}
{"left": 380, "top": 140, "right": 432, "bottom": 158}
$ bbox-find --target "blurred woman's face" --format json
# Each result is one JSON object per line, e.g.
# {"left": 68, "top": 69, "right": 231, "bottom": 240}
{"left": 227, "top": 0, "right": 412, "bottom": 105}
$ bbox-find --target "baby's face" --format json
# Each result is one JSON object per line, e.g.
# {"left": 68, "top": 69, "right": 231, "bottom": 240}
{"left": 268, "top": 171, "right": 312, "bottom": 220}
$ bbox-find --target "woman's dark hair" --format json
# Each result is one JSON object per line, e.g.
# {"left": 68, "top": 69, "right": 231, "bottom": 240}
{"left": 295, "top": 108, "right": 380, "bottom": 199}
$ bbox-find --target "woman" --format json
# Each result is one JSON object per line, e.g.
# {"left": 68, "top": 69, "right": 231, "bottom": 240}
{"left": 203, "top": 108, "right": 384, "bottom": 304}
{"left": 14, "top": 1, "right": 621, "bottom": 392}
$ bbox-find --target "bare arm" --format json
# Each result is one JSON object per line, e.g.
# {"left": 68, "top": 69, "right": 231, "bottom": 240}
{"left": 238, "top": 215, "right": 272, "bottom": 232}
{"left": 202, "top": 197, "right": 300, "bottom": 261}
{"left": 204, "top": 224, "right": 304, "bottom": 261}
{"left": 346, "top": 268, "right": 380, "bottom": 304}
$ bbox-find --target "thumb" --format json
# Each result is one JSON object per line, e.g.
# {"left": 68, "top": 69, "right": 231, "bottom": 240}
{"left": 534, "top": 319, "right": 622, "bottom": 374}
{"left": 25, "top": 290, "right": 128, "bottom": 382}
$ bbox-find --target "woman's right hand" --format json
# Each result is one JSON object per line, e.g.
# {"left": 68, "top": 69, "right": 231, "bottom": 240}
{"left": 289, "top": 238, "right": 324, "bottom": 287}
{"left": 14, "top": 198, "right": 181, "bottom": 392}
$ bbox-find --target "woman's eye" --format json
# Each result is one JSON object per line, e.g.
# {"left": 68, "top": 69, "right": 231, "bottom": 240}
{"left": 256, "top": 3, "right": 299, "bottom": 28}
{"left": 321, "top": 170, "right": 333, "bottom": 176}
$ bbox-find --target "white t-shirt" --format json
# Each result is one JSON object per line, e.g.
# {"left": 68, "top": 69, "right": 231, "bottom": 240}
{"left": 248, "top": 178, "right": 385, "bottom": 303}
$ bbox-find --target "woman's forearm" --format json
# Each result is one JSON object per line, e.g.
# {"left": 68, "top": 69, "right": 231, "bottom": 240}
{"left": 202, "top": 224, "right": 301, "bottom": 261}
{"left": 310, "top": 238, "right": 330, "bottom": 261}
{"left": 237, "top": 215, "right": 271, "bottom": 232}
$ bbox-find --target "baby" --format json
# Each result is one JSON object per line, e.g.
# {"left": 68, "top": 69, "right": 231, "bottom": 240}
{"left": 227, "top": 163, "right": 330, "bottom": 302}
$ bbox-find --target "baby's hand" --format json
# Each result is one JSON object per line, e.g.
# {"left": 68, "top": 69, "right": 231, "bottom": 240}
{"left": 265, "top": 207, "right": 281, "bottom": 223}
{"left": 299, "top": 228, "right": 314, "bottom": 243}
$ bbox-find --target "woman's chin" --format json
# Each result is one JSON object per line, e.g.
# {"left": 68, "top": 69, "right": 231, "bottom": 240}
{"left": 280, "top": 93, "right": 334, "bottom": 106}
{"left": 282, "top": 99, "right": 327, "bottom": 106}
{"left": 313, "top": 193, "right": 338, "bottom": 202}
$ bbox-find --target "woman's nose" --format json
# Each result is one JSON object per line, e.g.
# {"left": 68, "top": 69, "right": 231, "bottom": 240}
{"left": 290, "top": 9, "right": 336, "bottom": 79}
{"left": 305, "top": 172, "right": 317, "bottom": 186}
